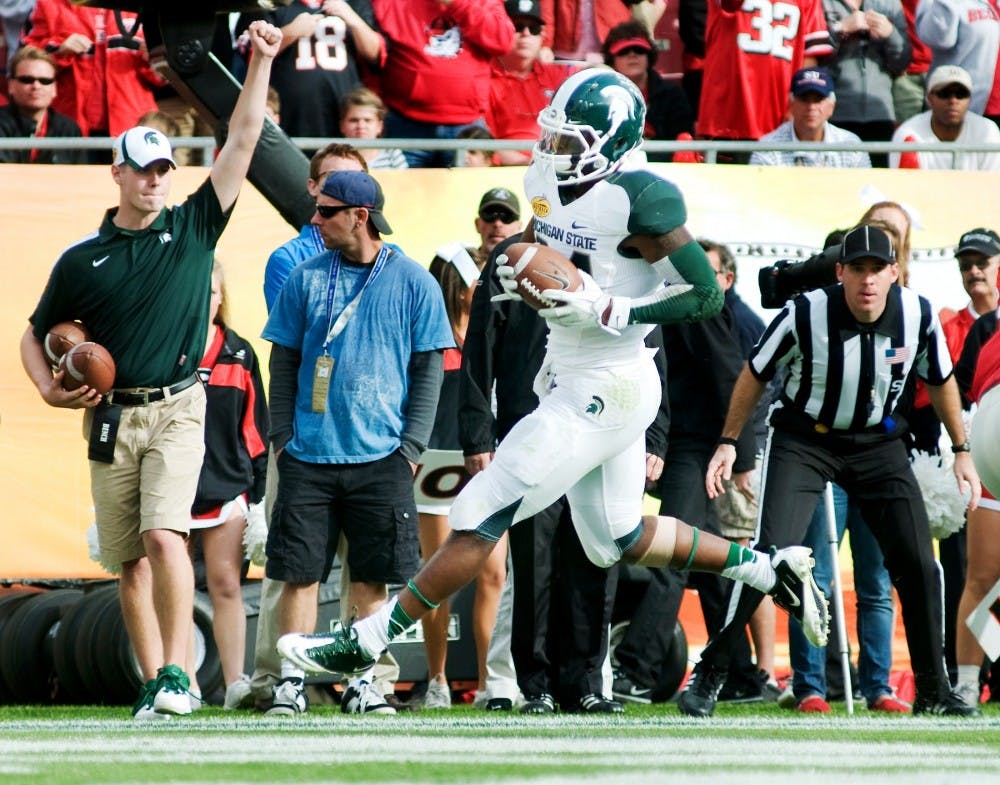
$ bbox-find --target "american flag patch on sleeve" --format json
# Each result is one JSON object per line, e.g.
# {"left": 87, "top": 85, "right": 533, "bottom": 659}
{"left": 885, "top": 347, "right": 911, "bottom": 364}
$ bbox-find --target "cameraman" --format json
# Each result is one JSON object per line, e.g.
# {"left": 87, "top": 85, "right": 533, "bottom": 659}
{"left": 680, "top": 225, "right": 981, "bottom": 718}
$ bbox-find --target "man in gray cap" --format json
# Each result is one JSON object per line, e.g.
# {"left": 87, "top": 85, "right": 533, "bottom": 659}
{"left": 475, "top": 187, "right": 523, "bottom": 256}
{"left": 261, "top": 170, "right": 454, "bottom": 716}
{"left": 890, "top": 65, "right": 1000, "bottom": 170}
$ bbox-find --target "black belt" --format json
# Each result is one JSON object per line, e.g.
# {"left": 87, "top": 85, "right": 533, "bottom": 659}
{"left": 107, "top": 375, "right": 198, "bottom": 407}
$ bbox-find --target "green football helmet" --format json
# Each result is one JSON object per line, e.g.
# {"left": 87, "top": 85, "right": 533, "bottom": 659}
{"left": 534, "top": 68, "right": 646, "bottom": 184}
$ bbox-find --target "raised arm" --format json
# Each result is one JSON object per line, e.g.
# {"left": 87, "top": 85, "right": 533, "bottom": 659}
{"left": 210, "top": 20, "right": 282, "bottom": 213}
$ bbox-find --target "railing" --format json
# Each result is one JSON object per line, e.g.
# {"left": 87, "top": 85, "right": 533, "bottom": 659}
{"left": 2, "top": 135, "right": 999, "bottom": 168}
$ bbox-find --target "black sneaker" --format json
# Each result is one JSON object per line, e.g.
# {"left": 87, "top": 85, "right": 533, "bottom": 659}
{"left": 718, "top": 674, "right": 764, "bottom": 704}
{"left": 484, "top": 697, "right": 513, "bottom": 711}
{"left": 612, "top": 669, "right": 652, "bottom": 704}
{"left": 913, "top": 690, "right": 982, "bottom": 717}
{"left": 678, "top": 662, "right": 726, "bottom": 717}
{"left": 520, "top": 693, "right": 556, "bottom": 714}
{"left": 570, "top": 693, "right": 625, "bottom": 714}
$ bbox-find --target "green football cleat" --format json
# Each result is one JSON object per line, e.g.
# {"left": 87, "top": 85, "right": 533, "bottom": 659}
{"left": 277, "top": 625, "right": 376, "bottom": 675}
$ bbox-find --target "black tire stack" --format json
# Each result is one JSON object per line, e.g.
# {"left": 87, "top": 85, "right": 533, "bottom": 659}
{"left": 0, "top": 584, "right": 222, "bottom": 705}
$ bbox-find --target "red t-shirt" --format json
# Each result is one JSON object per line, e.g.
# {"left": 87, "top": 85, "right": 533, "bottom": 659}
{"left": 914, "top": 306, "right": 976, "bottom": 409}
{"left": 373, "top": 0, "right": 514, "bottom": 125}
{"left": 697, "top": 0, "right": 833, "bottom": 140}
{"left": 486, "top": 60, "right": 575, "bottom": 146}
{"left": 971, "top": 325, "right": 1000, "bottom": 402}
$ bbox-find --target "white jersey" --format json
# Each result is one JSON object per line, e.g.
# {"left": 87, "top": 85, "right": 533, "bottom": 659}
{"left": 524, "top": 160, "right": 686, "bottom": 366}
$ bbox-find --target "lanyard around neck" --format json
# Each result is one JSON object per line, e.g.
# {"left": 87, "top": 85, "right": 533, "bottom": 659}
{"left": 322, "top": 244, "right": 390, "bottom": 353}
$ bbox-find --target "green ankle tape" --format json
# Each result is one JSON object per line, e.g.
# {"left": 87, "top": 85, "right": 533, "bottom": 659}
{"left": 407, "top": 579, "right": 440, "bottom": 610}
{"left": 680, "top": 528, "right": 699, "bottom": 572}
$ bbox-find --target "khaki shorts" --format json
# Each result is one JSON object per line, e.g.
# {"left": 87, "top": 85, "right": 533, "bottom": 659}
{"left": 714, "top": 474, "right": 760, "bottom": 541}
{"left": 85, "top": 383, "right": 206, "bottom": 566}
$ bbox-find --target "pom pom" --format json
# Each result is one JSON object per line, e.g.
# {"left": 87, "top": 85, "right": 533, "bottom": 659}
{"left": 910, "top": 450, "right": 969, "bottom": 540}
{"left": 85, "top": 521, "right": 121, "bottom": 575}
{"left": 244, "top": 501, "right": 268, "bottom": 566}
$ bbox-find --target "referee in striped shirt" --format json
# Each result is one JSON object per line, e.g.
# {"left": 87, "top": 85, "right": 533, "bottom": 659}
{"left": 680, "top": 225, "right": 982, "bottom": 718}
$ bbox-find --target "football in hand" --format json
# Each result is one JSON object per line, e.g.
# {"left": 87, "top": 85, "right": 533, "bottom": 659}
{"left": 60, "top": 342, "right": 116, "bottom": 395}
{"left": 44, "top": 321, "right": 92, "bottom": 368}
{"left": 503, "top": 243, "right": 583, "bottom": 311}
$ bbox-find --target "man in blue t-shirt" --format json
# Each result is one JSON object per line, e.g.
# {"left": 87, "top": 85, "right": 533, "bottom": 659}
{"left": 262, "top": 170, "right": 453, "bottom": 716}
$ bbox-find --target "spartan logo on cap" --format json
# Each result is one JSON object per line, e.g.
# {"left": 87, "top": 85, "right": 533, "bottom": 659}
{"left": 144, "top": 130, "right": 162, "bottom": 146}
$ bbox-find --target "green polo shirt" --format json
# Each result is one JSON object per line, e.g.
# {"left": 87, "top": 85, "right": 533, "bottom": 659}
{"left": 30, "top": 179, "right": 232, "bottom": 388}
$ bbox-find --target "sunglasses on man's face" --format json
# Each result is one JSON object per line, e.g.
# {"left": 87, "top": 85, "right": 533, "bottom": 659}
{"left": 933, "top": 86, "right": 971, "bottom": 100}
{"left": 315, "top": 203, "right": 356, "bottom": 219}
{"left": 959, "top": 257, "right": 993, "bottom": 272}
{"left": 514, "top": 21, "right": 543, "bottom": 35}
{"left": 479, "top": 208, "right": 517, "bottom": 224}
{"left": 13, "top": 75, "right": 55, "bottom": 85}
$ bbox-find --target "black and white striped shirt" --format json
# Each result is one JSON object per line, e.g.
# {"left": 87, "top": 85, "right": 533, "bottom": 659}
{"left": 750, "top": 284, "right": 952, "bottom": 432}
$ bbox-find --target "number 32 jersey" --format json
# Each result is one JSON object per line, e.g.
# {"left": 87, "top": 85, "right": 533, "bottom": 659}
{"left": 697, "top": 0, "right": 833, "bottom": 140}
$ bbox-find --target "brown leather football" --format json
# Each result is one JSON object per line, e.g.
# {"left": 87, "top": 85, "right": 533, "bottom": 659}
{"left": 503, "top": 242, "right": 583, "bottom": 311}
{"left": 44, "top": 321, "right": 92, "bottom": 367}
{"left": 60, "top": 342, "right": 116, "bottom": 395}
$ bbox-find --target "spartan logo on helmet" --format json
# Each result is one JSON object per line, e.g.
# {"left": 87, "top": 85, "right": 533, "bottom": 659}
{"left": 534, "top": 68, "right": 646, "bottom": 185}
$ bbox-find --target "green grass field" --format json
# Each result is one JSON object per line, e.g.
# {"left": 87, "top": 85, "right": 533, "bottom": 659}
{"left": 3, "top": 702, "right": 999, "bottom": 784}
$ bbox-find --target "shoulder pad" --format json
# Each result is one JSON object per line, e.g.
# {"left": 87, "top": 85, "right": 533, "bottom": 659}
{"left": 607, "top": 170, "right": 687, "bottom": 237}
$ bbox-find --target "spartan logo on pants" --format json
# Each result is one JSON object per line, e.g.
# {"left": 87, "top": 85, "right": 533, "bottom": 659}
{"left": 585, "top": 396, "right": 605, "bottom": 416}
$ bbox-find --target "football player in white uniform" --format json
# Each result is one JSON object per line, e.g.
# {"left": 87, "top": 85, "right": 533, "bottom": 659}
{"left": 277, "top": 69, "right": 830, "bottom": 682}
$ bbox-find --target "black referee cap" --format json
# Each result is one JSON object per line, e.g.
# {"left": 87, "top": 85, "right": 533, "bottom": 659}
{"left": 841, "top": 225, "right": 895, "bottom": 266}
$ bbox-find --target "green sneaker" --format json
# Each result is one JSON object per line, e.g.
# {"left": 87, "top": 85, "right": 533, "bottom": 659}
{"left": 152, "top": 664, "right": 193, "bottom": 716}
{"left": 277, "top": 625, "right": 376, "bottom": 675}
{"left": 132, "top": 678, "right": 171, "bottom": 722}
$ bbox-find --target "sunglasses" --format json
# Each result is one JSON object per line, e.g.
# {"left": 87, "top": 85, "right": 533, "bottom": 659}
{"left": 315, "top": 203, "right": 356, "bottom": 219}
{"left": 479, "top": 208, "right": 518, "bottom": 224}
{"left": 614, "top": 46, "right": 650, "bottom": 57}
{"left": 514, "top": 21, "right": 542, "bottom": 35}
{"left": 13, "top": 75, "right": 55, "bottom": 85}
{"left": 959, "top": 257, "right": 993, "bottom": 272}
{"left": 933, "top": 86, "right": 971, "bottom": 100}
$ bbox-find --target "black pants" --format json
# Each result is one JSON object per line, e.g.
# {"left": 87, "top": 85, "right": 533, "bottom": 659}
{"left": 699, "top": 426, "right": 950, "bottom": 698}
{"left": 616, "top": 437, "right": 755, "bottom": 688}
{"left": 508, "top": 496, "right": 616, "bottom": 706}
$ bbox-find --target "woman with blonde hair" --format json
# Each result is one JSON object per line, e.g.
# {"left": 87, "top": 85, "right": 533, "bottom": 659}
{"left": 859, "top": 201, "right": 912, "bottom": 286}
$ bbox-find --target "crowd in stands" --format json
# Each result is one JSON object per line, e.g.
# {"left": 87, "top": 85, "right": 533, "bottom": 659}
{"left": 10, "top": 0, "right": 1000, "bottom": 721}
{"left": 4, "top": 0, "right": 1000, "bottom": 168}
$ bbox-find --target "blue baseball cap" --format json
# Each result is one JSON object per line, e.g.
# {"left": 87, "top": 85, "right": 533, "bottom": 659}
{"left": 791, "top": 67, "right": 834, "bottom": 98}
{"left": 320, "top": 171, "right": 393, "bottom": 235}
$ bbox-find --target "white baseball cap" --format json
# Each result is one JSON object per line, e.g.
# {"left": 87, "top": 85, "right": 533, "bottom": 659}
{"left": 112, "top": 126, "right": 176, "bottom": 170}
{"left": 925, "top": 65, "right": 973, "bottom": 96}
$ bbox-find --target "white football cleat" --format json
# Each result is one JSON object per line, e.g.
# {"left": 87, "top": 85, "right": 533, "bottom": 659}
{"left": 769, "top": 545, "right": 830, "bottom": 647}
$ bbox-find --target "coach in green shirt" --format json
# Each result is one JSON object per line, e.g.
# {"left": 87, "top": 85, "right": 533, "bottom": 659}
{"left": 20, "top": 20, "right": 283, "bottom": 721}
